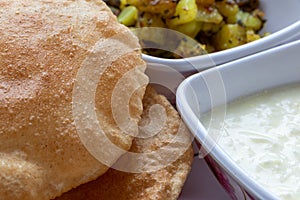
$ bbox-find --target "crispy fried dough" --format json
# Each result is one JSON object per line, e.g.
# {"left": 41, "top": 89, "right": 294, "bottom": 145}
{"left": 56, "top": 87, "right": 194, "bottom": 200}
{"left": 0, "top": 0, "right": 148, "bottom": 199}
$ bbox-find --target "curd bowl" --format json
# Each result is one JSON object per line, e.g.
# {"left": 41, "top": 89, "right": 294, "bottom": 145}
{"left": 176, "top": 40, "right": 300, "bottom": 200}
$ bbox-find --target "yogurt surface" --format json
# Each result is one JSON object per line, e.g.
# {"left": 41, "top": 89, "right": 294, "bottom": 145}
{"left": 201, "top": 83, "right": 300, "bottom": 200}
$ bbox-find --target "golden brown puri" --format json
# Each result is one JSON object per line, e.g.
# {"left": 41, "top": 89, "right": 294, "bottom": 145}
{"left": 56, "top": 87, "right": 194, "bottom": 200}
{"left": 0, "top": 0, "right": 148, "bottom": 200}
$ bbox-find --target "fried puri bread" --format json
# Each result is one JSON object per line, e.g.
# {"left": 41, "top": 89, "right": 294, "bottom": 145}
{"left": 56, "top": 86, "right": 194, "bottom": 200}
{"left": 0, "top": 0, "right": 148, "bottom": 199}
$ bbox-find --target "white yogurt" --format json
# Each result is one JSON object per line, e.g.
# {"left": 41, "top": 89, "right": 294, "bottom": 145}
{"left": 201, "top": 83, "right": 300, "bottom": 200}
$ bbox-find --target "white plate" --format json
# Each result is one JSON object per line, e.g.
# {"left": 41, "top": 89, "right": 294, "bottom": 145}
{"left": 179, "top": 157, "right": 231, "bottom": 200}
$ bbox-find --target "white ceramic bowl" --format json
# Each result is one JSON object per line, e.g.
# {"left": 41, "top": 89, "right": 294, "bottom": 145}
{"left": 144, "top": 0, "right": 300, "bottom": 76}
{"left": 176, "top": 40, "right": 300, "bottom": 200}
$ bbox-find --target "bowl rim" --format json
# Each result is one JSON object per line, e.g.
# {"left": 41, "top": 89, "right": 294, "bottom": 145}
{"left": 176, "top": 40, "right": 300, "bottom": 200}
{"left": 143, "top": 20, "right": 300, "bottom": 72}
